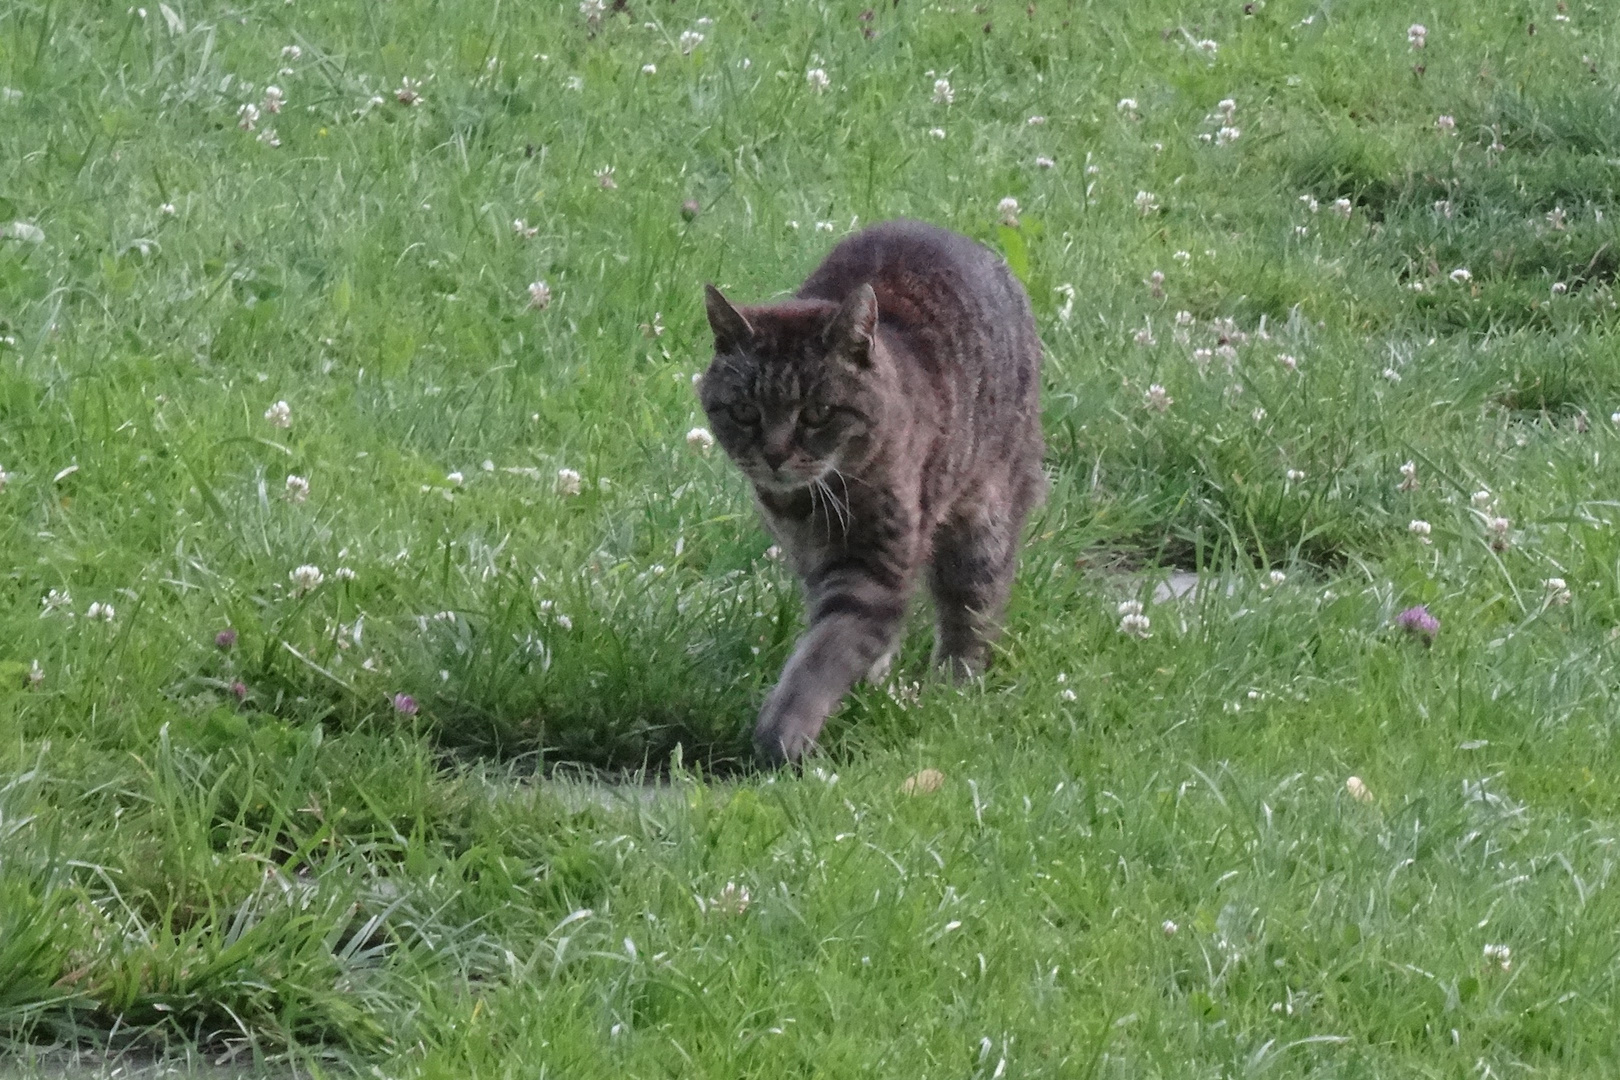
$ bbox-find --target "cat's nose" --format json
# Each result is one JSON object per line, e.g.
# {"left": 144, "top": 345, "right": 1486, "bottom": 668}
{"left": 762, "top": 448, "right": 789, "bottom": 470}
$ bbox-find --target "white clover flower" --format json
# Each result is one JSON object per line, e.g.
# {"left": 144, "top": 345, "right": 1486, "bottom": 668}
{"left": 1433, "top": 199, "right": 1453, "bottom": 218}
{"left": 556, "top": 468, "right": 583, "bottom": 496}
{"left": 1546, "top": 206, "right": 1566, "bottom": 231}
{"left": 290, "top": 564, "right": 324, "bottom": 593}
{"left": 264, "top": 400, "right": 292, "bottom": 428}
{"left": 642, "top": 63, "right": 657, "bottom": 75}
{"left": 256, "top": 127, "right": 281, "bottom": 149}
{"left": 1398, "top": 460, "right": 1418, "bottom": 492}
{"left": 333, "top": 566, "right": 357, "bottom": 581}
{"left": 159, "top": 202, "right": 176, "bottom": 215}
{"left": 0, "top": 465, "right": 8, "bottom": 492}
{"left": 237, "top": 102, "right": 260, "bottom": 130}
{"left": 1483, "top": 943, "right": 1511, "bottom": 971}
{"left": 262, "top": 85, "right": 285, "bottom": 114}
{"left": 282, "top": 44, "right": 302, "bottom": 60}
{"left": 396, "top": 76, "right": 423, "bottom": 105}
{"left": 27, "top": 660, "right": 43, "bottom": 688}
{"left": 1382, "top": 367, "right": 1403, "bottom": 383}
{"left": 805, "top": 67, "right": 830, "bottom": 93}
{"left": 678, "top": 29, "right": 704, "bottom": 53}
{"left": 1267, "top": 570, "right": 1287, "bottom": 588}
{"left": 997, "top": 196, "right": 1020, "bottom": 227}
{"left": 1251, "top": 407, "right": 1267, "bottom": 423}
{"left": 1116, "top": 599, "right": 1151, "bottom": 636}
{"left": 1408, "top": 23, "right": 1427, "bottom": 49}
{"left": 1144, "top": 383, "right": 1172, "bottom": 412}
{"left": 1119, "top": 612, "right": 1152, "bottom": 638}
{"left": 1161, "top": 919, "right": 1179, "bottom": 937}
{"left": 1449, "top": 267, "right": 1472, "bottom": 283}
{"left": 1551, "top": 281, "right": 1567, "bottom": 295}
{"left": 1191, "top": 347, "right": 1213, "bottom": 370}
{"left": 1409, "top": 519, "right": 1432, "bottom": 542}
{"left": 86, "top": 601, "right": 115, "bottom": 622}
{"left": 446, "top": 471, "right": 464, "bottom": 487}
{"left": 1134, "top": 190, "right": 1160, "bottom": 214}
{"left": 1195, "top": 38, "right": 1218, "bottom": 57}
{"left": 284, "top": 474, "right": 310, "bottom": 503}
{"left": 1035, "top": 155, "right": 1055, "bottom": 169}
{"left": 1471, "top": 490, "right": 1494, "bottom": 508}
{"left": 816, "top": 220, "right": 835, "bottom": 232}
{"left": 1215, "top": 125, "right": 1241, "bottom": 146}
{"left": 595, "top": 165, "right": 618, "bottom": 190}
{"left": 1279, "top": 353, "right": 1298, "bottom": 372}
{"left": 686, "top": 426, "right": 715, "bottom": 453}
{"left": 1345, "top": 775, "right": 1373, "bottom": 803}
{"left": 528, "top": 280, "right": 552, "bottom": 309}
{"left": 1173, "top": 250, "right": 1191, "bottom": 263}
{"left": 1174, "top": 310, "right": 1194, "bottom": 326}
{"left": 513, "top": 218, "right": 538, "bottom": 238}
{"left": 1215, "top": 344, "right": 1239, "bottom": 369}
{"left": 711, "top": 881, "right": 751, "bottom": 916}
{"left": 41, "top": 588, "right": 72, "bottom": 616}
{"left": 928, "top": 127, "right": 947, "bottom": 139}
{"left": 1332, "top": 197, "right": 1353, "bottom": 218}
{"left": 1285, "top": 468, "right": 1306, "bottom": 482}
{"left": 1435, "top": 114, "right": 1456, "bottom": 134}
{"left": 579, "top": 0, "right": 605, "bottom": 21}
{"left": 1544, "top": 577, "right": 1572, "bottom": 605}
{"left": 1488, "top": 516, "right": 1511, "bottom": 544}
{"left": 1134, "top": 325, "right": 1156, "bottom": 347}
{"left": 1216, "top": 97, "right": 1236, "bottom": 118}
{"left": 1026, "top": 114, "right": 1045, "bottom": 125}
{"left": 1612, "top": 411, "right": 1620, "bottom": 425}
{"left": 933, "top": 78, "right": 954, "bottom": 105}
{"left": 1300, "top": 194, "right": 1319, "bottom": 213}
{"left": 565, "top": 76, "right": 584, "bottom": 92}
{"left": 1116, "top": 96, "right": 1138, "bottom": 114}
{"left": 1060, "top": 687, "right": 1077, "bottom": 702}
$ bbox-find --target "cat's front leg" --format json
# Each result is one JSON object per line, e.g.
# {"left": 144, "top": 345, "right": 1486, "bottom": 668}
{"left": 753, "top": 562, "right": 911, "bottom": 765}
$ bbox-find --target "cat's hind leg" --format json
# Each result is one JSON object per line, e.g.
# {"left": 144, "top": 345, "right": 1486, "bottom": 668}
{"left": 927, "top": 496, "right": 1027, "bottom": 679}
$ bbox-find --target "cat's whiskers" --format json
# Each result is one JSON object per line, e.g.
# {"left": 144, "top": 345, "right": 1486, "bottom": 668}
{"left": 825, "top": 465, "right": 859, "bottom": 515}
{"left": 812, "top": 474, "right": 852, "bottom": 536}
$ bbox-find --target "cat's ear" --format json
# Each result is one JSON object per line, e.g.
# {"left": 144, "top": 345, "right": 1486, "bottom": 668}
{"left": 824, "top": 283, "right": 878, "bottom": 367}
{"left": 704, "top": 284, "right": 754, "bottom": 353}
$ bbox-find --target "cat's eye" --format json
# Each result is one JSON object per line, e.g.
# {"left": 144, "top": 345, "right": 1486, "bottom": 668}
{"left": 727, "top": 402, "right": 761, "bottom": 425}
{"left": 800, "top": 402, "right": 832, "bottom": 428}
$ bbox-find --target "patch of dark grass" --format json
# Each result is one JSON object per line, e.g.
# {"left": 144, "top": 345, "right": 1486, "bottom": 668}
{"left": 1270, "top": 121, "right": 1405, "bottom": 218}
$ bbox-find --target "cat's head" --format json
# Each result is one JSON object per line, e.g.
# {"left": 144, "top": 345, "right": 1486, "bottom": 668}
{"left": 696, "top": 283, "right": 884, "bottom": 492}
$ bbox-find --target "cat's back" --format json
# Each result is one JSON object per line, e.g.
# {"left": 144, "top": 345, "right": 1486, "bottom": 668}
{"left": 797, "top": 220, "right": 1040, "bottom": 437}
{"left": 796, "top": 220, "right": 1030, "bottom": 338}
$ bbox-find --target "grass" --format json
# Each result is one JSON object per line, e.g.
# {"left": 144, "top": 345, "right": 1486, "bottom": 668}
{"left": 3, "top": 0, "right": 1620, "bottom": 1074}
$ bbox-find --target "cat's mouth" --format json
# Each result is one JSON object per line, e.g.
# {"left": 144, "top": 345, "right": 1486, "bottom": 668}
{"left": 748, "top": 461, "right": 827, "bottom": 493}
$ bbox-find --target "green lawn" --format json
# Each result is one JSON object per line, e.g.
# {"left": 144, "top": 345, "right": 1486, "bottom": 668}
{"left": 3, "top": 0, "right": 1620, "bottom": 1075}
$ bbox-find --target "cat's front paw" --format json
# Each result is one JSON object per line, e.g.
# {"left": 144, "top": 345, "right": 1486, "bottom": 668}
{"left": 752, "top": 694, "right": 824, "bottom": 766}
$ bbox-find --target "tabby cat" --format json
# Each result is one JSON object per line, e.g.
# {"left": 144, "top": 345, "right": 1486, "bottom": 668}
{"left": 698, "top": 220, "right": 1044, "bottom": 764}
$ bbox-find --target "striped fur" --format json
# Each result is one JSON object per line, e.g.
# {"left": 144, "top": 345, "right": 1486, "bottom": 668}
{"left": 699, "top": 220, "right": 1044, "bottom": 764}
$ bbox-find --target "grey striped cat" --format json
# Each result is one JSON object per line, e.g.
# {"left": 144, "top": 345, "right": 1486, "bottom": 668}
{"left": 699, "top": 220, "right": 1045, "bottom": 764}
